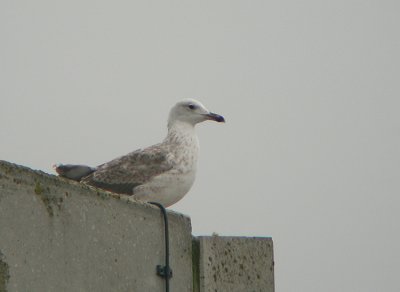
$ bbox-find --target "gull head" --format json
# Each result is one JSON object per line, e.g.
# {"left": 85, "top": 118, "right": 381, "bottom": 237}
{"left": 168, "top": 98, "right": 225, "bottom": 127}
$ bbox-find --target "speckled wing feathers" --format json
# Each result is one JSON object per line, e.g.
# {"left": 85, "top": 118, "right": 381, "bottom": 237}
{"left": 81, "top": 144, "right": 173, "bottom": 195}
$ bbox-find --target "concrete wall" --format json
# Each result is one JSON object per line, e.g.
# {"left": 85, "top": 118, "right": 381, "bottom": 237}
{"left": 0, "top": 160, "right": 192, "bottom": 291}
{"left": 0, "top": 160, "right": 274, "bottom": 292}
{"left": 196, "top": 236, "right": 274, "bottom": 292}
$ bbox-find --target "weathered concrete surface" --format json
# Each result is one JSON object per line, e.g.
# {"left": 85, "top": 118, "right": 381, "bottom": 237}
{"left": 0, "top": 160, "right": 192, "bottom": 292}
{"left": 0, "top": 160, "right": 275, "bottom": 291}
{"left": 196, "top": 236, "right": 274, "bottom": 292}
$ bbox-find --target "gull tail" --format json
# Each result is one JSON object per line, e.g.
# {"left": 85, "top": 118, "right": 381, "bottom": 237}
{"left": 53, "top": 164, "right": 96, "bottom": 181}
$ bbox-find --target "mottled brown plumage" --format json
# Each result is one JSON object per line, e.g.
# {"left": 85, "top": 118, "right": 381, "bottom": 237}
{"left": 81, "top": 144, "right": 173, "bottom": 194}
{"left": 55, "top": 98, "right": 225, "bottom": 207}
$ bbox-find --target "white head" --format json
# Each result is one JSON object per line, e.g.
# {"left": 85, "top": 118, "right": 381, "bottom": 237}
{"left": 168, "top": 98, "right": 225, "bottom": 128}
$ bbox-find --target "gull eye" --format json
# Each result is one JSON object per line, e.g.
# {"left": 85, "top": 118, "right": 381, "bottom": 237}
{"left": 188, "top": 104, "right": 196, "bottom": 110}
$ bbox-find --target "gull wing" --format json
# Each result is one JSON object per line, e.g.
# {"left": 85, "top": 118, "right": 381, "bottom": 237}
{"left": 81, "top": 144, "right": 173, "bottom": 195}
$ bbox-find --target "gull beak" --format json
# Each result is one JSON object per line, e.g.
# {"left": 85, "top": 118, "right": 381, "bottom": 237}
{"left": 205, "top": 112, "right": 225, "bottom": 123}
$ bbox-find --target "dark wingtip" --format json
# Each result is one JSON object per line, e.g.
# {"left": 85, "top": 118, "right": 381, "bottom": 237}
{"left": 53, "top": 164, "right": 96, "bottom": 181}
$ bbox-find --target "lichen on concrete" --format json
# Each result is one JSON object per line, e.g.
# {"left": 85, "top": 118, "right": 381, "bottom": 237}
{"left": 34, "top": 181, "right": 44, "bottom": 195}
{"left": 192, "top": 237, "right": 200, "bottom": 292}
{"left": 0, "top": 251, "right": 10, "bottom": 292}
{"left": 34, "top": 180, "right": 64, "bottom": 217}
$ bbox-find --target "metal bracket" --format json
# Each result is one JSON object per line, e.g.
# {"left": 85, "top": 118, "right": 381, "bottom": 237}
{"left": 156, "top": 265, "right": 173, "bottom": 279}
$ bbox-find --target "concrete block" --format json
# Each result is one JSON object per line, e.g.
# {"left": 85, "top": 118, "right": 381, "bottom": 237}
{"left": 0, "top": 160, "right": 192, "bottom": 292}
{"left": 196, "top": 236, "right": 274, "bottom": 292}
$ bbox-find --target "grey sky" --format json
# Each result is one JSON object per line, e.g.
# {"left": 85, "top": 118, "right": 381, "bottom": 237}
{"left": 1, "top": 1, "right": 399, "bottom": 291}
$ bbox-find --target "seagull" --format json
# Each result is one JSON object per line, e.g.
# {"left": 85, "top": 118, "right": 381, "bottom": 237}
{"left": 54, "top": 98, "right": 225, "bottom": 207}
